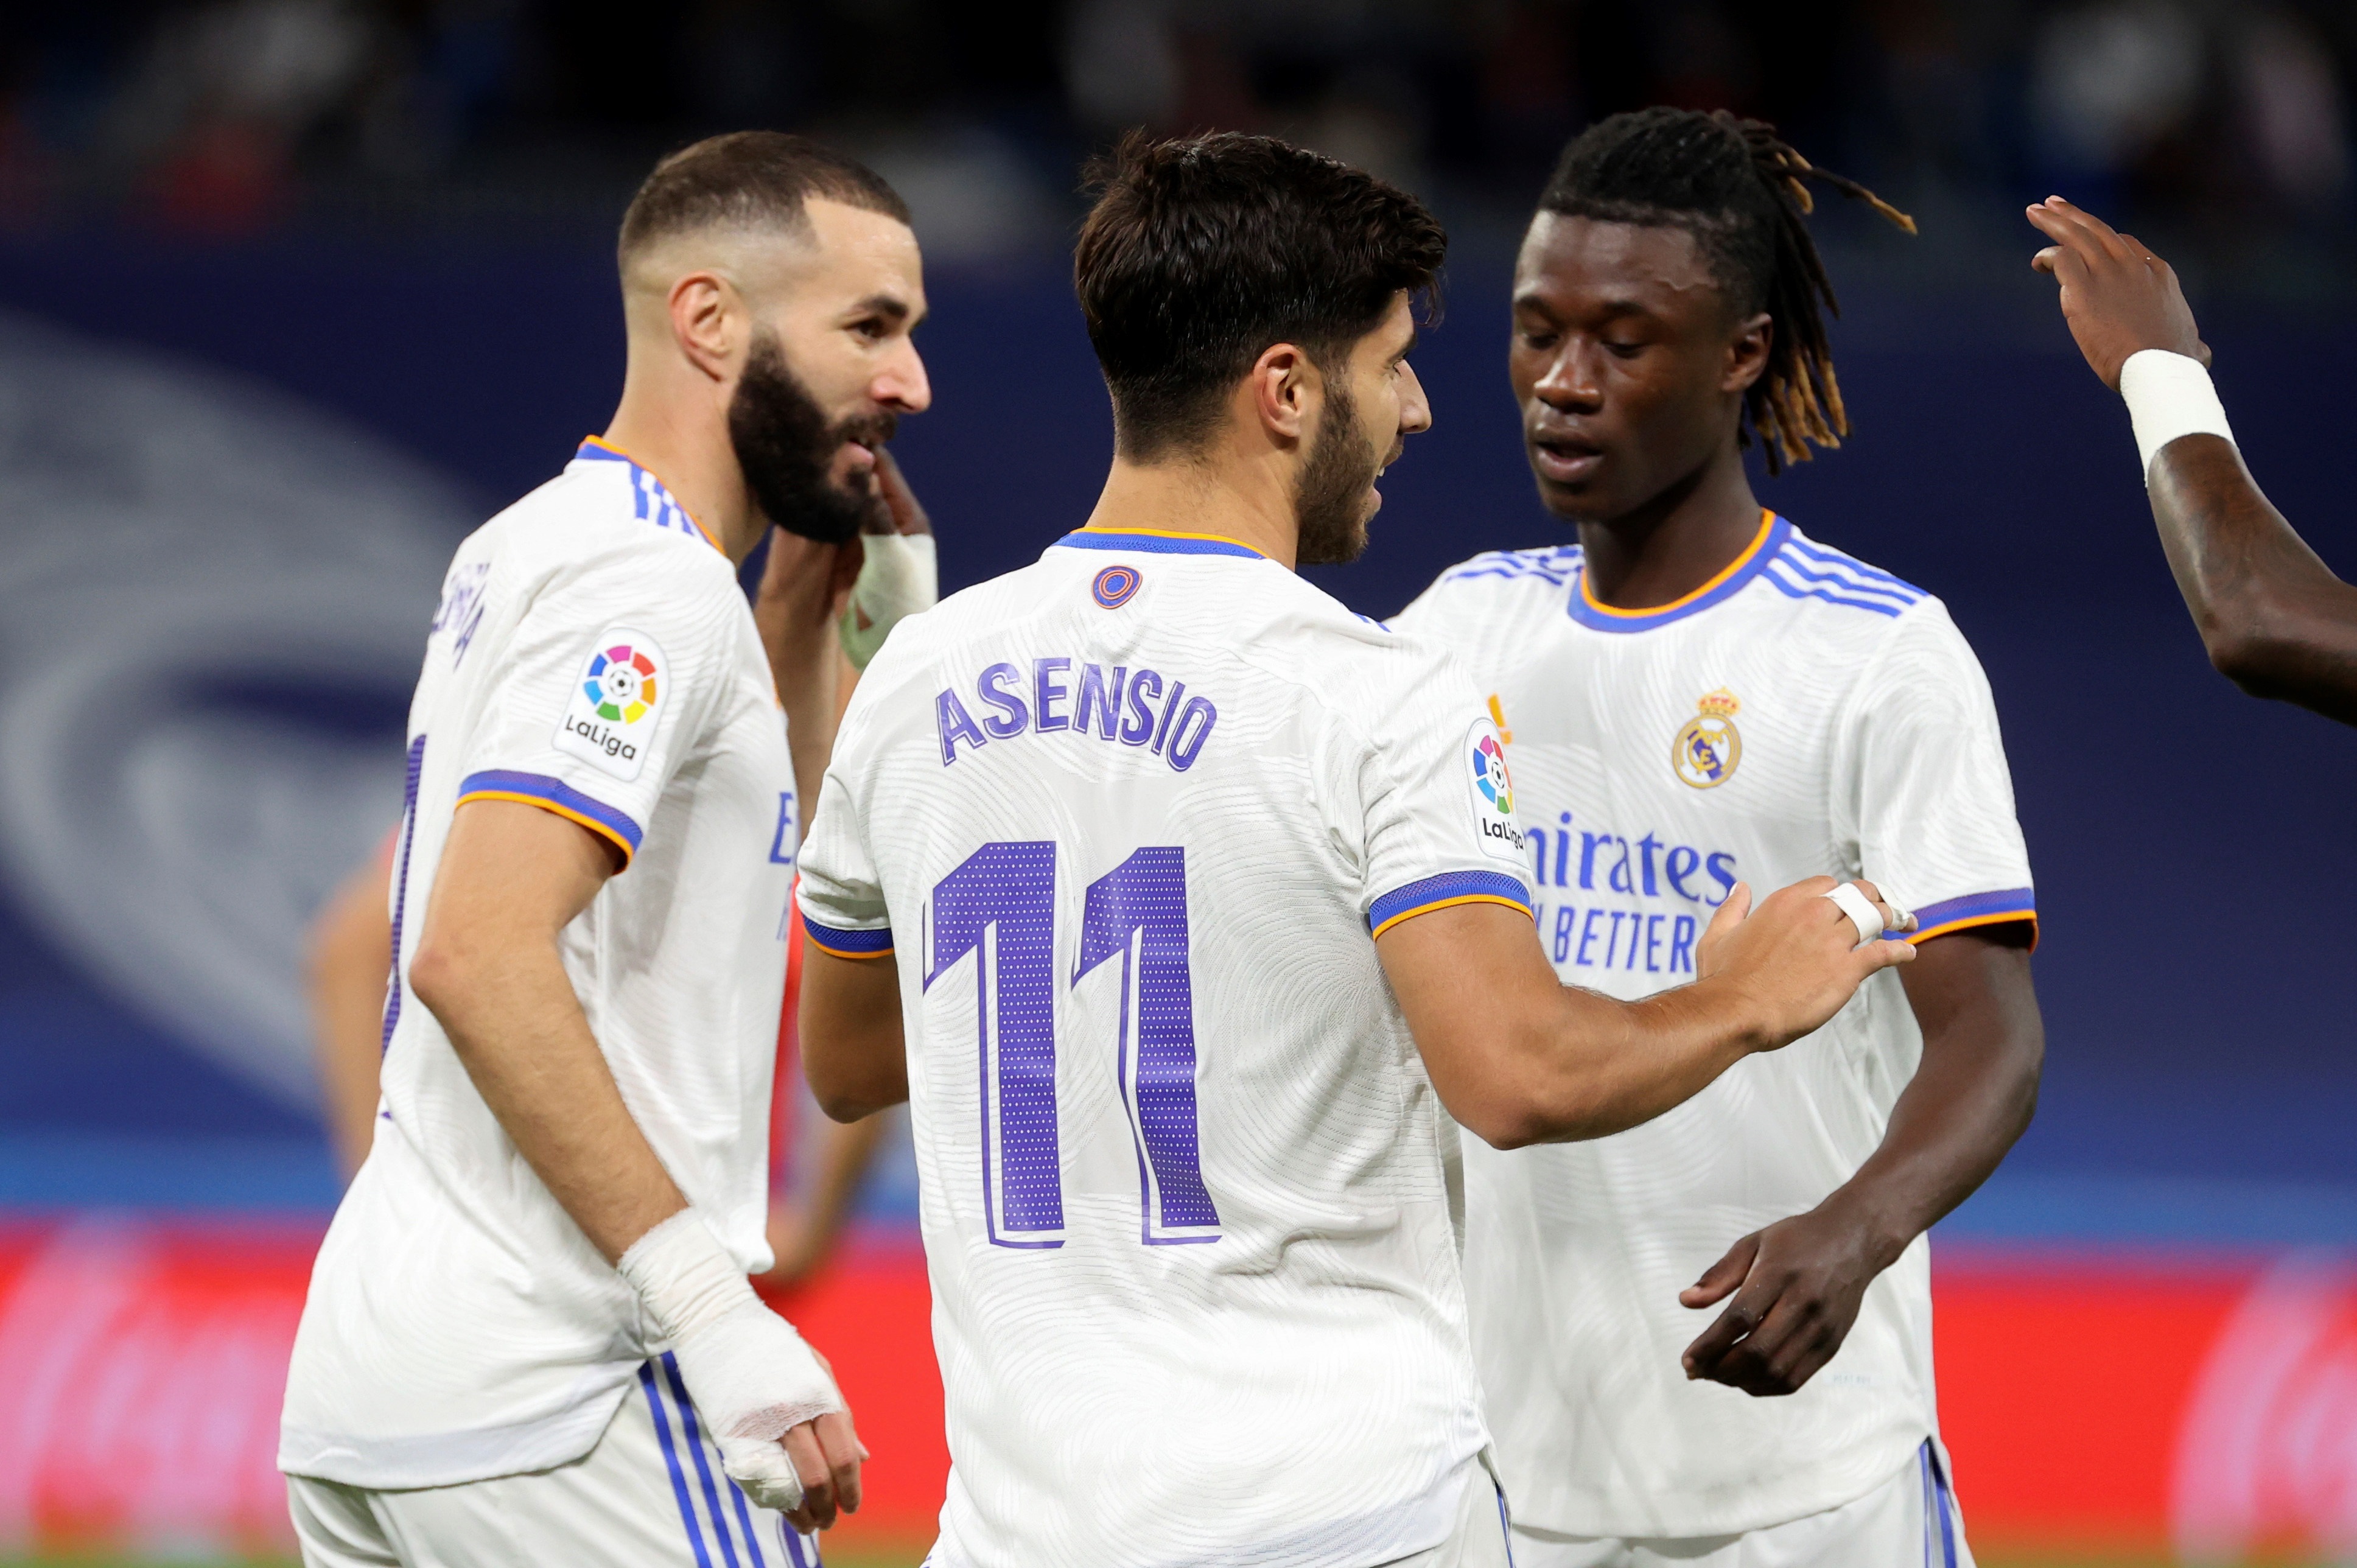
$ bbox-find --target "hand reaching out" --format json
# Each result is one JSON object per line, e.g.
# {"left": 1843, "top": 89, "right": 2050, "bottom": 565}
{"left": 2027, "top": 196, "right": 2210, "bottom": 389}
{"left": 1693, "top": 877, "right": 1916, "bottom": 1055}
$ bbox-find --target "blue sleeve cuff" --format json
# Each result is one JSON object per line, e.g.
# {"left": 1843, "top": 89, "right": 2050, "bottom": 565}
{"left": 1367, "top": 869, "right": 1533, "bottom": 940}
{"left": 804, "top": 915, "right": 895, "bottom": 959}
{"left": 457, "top": 770, "right": 645, "bottom": 863}
{"left": 1908, "top": 887, "right": 2037, "bottom": 947}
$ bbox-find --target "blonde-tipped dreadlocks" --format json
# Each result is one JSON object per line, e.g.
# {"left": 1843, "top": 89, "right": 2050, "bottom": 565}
{"left": 1538, "top": 108, "right": 1915, "bottom": 474}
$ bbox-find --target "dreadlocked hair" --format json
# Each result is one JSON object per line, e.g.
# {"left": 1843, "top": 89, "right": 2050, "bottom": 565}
{"left": 1539, "top": 108, "right": 1914, "bottom": 474}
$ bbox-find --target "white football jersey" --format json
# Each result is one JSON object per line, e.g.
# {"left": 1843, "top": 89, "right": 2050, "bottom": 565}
{"left": 797, "top": 527, "right": 1536, "bottom": 1568}
{"left": 281, "top": 439, "right": 797, "bottom": 1489}
{"left": 1393, "top": 510, "right": 2034, "bottom": 1538}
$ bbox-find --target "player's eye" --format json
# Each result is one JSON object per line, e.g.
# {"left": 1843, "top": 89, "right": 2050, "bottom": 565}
{"left": 1517, "top": 329, "right": 1558, "bottom": 351}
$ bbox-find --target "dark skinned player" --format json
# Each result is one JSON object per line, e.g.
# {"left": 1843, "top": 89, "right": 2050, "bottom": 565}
{"left": 1395, "top": 109, "right": 2042, "bottom": 1567}
{"left": 2028, "top": 195, "right": 2357, "bottom": 726}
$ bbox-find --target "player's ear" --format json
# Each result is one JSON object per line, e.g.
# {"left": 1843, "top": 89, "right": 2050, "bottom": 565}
{"left": 1723, "top": 311, "right": 1773, "bottom": 395}
{"left": 1250, "top": 343, "right": 1312, "bottom": 445}
{"left": 668, "top": 271, "right": 740, "bottom": 385}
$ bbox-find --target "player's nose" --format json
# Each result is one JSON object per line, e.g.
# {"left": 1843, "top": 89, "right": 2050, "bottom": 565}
{"left": 1533, "top": 342, "right": 1601, "bottom": 409}
{"left": 1397, "top": 360, "right": 1432, "bottom": 437}
{"left": 877, "top": 340, "right": 931, "bottom": 415}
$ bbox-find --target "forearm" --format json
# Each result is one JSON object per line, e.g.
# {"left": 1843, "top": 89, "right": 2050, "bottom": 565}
{"left": 808, "top": 1115, "right": 888, "bottom": 1231}
{"left": 418, "top": 942, "right": 686, "bottom": 1262}
{"left": 2149, "top": 438, "right": 2357, "bottom": 721}
{"left": 1830, "top": 943, "right": 2043, "bottom": 1265}
{"left": 1501, "top": 981, "right": 1763, "bottom": 1146}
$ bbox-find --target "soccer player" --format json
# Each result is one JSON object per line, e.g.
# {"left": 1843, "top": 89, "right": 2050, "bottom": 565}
{"left": 279, "top": 131, "right": 930, "bottom": 1566}
{"left": 794, "top": 130, "right": 1917, "bottom": 1568}
{"left": 1393, "top": 110, "right": 2046, "bottom": 1567}
{"left": 2028, "top": 195, "right": 2357, "bottom": 726}
{"left": 303, "top": 462, "right": 932, "bottom": 1251}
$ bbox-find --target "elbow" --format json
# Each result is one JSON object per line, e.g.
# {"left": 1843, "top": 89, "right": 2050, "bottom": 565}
{"left": 803, "top": 1040, "right": 895, "bottom": 1125}
{"left": 1459, "top": 1106, "right": 1545, "bottom": 1152}
{"left": 807, "top": 1076, "right": 873, "bottom": 1125}
{"left": 1450, "top": 1074, "right": 1612, "bottom": 1151}
{"left": 2198, "top": 593, "right": 2306, "bottom": 695}
{"left": 405, "top": 933, "right": 471, "bottom": 1022}
{"left": 2202, "top": 624, "right": 2273, "bottom": 689}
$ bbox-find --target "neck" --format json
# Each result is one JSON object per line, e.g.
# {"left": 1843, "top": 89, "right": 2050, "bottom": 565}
{"left": 601, "top": 373, "right": 766, "bottom": 564}
{"left": 1571, "top": 443, "right": 1764, "bottom": 609}
{"left": 1081, "top": 449, "right": 1302, "bottom": 569}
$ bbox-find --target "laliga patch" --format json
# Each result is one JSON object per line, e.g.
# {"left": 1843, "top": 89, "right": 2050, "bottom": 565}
{"left": 1463, "top": 715, "right": 1527, "bottom": 864}
{"left": 554, "top": 627, "right": 669, "bottom": 782}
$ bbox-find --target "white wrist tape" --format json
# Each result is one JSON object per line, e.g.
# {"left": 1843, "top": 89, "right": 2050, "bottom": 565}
{"left": 618, "top": 1209, "right": 842, "bottom": 1512}
{"left": 618, "top": 1208, "right": 757, "bottom": 1345}
{"left": 840, "top": 533, "right": 938, "bottom": 670}
{"left": 2119, "top": 349, "right": 2236, "bottom": 482}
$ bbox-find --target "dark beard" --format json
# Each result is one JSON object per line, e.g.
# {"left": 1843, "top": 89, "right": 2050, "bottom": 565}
{"left": 1293, "top": 382, "right": 1378, "bottom": 566}
{"left": 727, "top": 331, "right": 896, "bottom": 544}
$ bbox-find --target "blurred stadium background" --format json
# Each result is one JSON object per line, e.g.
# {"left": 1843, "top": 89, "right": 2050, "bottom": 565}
{"left": 1, "top": 1, "right": 2354, "bottom": 1564}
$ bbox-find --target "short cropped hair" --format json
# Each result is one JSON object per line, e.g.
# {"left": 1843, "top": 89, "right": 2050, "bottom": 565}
{"left": 1074, "top": 131, "right": 1447, "bottom": 460}
{"left": 618, "top": 131, "right": 909, "bottom": 273}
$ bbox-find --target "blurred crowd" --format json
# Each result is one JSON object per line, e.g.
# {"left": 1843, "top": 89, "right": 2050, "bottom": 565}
{"left": 1, "top": 0, "right": 2351, "bottom": 287}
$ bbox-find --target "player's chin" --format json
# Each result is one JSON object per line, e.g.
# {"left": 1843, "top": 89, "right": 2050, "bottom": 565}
{"left": 1532, "top": 471, "right": 1611, "bottom": 523}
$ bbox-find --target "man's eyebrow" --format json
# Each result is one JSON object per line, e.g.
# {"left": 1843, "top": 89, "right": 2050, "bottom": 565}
{"left": 1395, "top": 329, "right": 1420, "bottom": 362}
{"left": 847, "top": 293, "right": 915, "bottom": 324}
{"left": 1511, "top": 291, "right": 1656, "bottom": 320}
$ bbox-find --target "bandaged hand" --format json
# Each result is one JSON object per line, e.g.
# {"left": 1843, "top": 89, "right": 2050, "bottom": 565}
{"left": 839, "top": 531, "right": 937, "bottom": 670}
{"left": 617, "top": 1209, "right": 858, "bottom": 1525}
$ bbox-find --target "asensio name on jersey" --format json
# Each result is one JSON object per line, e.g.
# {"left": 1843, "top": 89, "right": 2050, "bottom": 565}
{"left": 796, "top": 527, "right": 1535, "bottom": 1567}
{"left": 1393, "top": 509, "right": 2035, "bottom": 1538}
{"left": 281, "top": 439, "right": 796, "bottom": 1491}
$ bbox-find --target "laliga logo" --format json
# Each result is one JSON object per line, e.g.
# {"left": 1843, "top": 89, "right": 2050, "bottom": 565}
{"left": 1473, "top": 733, "right": 1515, "bottom": 814}
{"left": 1471, "top": 730, "right": 1525, "bottom": 853}
{"left": 2173, "top": 1255, "right": 2357, "bottom": 1561}
{"left": 584, "top": 643, "right": 659, "bottom": 724}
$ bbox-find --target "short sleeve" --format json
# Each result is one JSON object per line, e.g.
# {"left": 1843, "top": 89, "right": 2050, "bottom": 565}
{"left": 796, "top": 751, "right": 892, "bottom": 959}
{"left": 1838, "top": 602, "right": 2037, "bottom": 945}
{"left": 455, "top": 548, "right": 739, "bottom": 868}
{"left": 1354, "top": 639, "right": 1536, "bottom": 939}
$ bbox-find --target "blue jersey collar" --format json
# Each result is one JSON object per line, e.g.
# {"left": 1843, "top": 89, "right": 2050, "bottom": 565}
{"left": 1565, "top": 510, "right": 1788, "bottom": 634}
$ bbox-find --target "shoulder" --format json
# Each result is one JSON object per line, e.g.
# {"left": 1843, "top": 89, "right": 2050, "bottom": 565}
{"left": 1396, "top": 544, "right": 1581, "bottom": 625}
{"left": 491, "top": 466, "right": 738, "bottom": 606}
{"left": 1758, "top": 526, "right": 1933, "bottom": 625}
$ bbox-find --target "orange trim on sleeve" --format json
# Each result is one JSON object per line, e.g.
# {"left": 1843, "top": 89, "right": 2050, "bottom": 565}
{"left": 1369, "top": 892, "right": 1533, "bottom": 941}
{"left": 455, "top": 789, "right": 637, "bottom": 868}
{"left": 1910, "top": 911, "right": 2039, "bottom": 951}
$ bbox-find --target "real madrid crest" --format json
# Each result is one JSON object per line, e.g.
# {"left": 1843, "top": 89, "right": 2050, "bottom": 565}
{"left": 1672, "top": 688, "right": 1742, "bottom": 789}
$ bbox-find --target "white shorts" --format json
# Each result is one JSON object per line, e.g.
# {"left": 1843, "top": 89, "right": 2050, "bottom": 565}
{"left": 1385, "top": 1464, "right": 1515, "bottom": 1568}
{"left": 287, "top": 1354, "right": 826, "bottom": 1568}
{"left": 1508, "top": 1441, "right": 1971, "bottom": 1568}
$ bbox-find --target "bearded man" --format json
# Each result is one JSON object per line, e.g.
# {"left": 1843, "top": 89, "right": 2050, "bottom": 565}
{"left": 278, "top": 132, "right": 930, "bottom": 1568}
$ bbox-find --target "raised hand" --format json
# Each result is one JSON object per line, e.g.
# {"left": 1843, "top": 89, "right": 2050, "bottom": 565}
{"left": 2027, "top": 196, "right": 2210, "bottom": 389}
{"left": 864, "top": 446, "right": 933, "bottom": 537}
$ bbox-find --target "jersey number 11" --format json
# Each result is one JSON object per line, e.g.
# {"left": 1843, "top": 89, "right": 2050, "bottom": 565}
{"left": 928, "top": 841, "right": 1221, "bottom": 1249}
